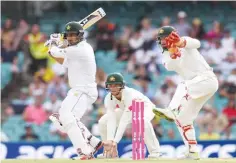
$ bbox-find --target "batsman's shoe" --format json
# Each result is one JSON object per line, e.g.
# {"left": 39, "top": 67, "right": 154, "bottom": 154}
{"left": 178, "top": 152, "right": 200, "bottom": 160}
{"left": 152, "top": 108, "right": 174, "bottom": 122}
{"left": 92, "top": 141, "right": 103, "bottom": 154}
{"left": 148, "top": 152, "right": 161, "bottom": 158}
{"left": 49, "top": 113, "right": 61, "bottom": 123}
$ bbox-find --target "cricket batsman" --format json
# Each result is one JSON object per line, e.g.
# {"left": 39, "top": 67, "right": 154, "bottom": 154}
{"left": 44, "top": 21, "right": 102, "bottom": 160}
{"left": 152, "top": 26, "right": 219, "bottom": 159}
{"left": 98, "top": 73, "right": 161, "bottom": 158}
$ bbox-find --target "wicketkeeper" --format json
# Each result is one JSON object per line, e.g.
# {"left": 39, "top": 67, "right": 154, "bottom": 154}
{"left": 152, "top": 26, "right": 219, "bottom": 159}
{"left": 98, "top": 73, "right": 161, "bottom": 158}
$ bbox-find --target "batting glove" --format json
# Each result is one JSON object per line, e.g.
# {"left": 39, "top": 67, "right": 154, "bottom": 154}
{"left": 50, "top": 33, "right": 61, "bottom": 42}
{"left": 44, "top": 33, "right": 66, "bottom": 48}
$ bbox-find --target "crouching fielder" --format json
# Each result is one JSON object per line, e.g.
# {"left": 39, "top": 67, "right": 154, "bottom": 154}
{"left": 98, "top": 73, "right": 160, "bottom": 158}
{"left": 153, "top": 26, "right": 218, "bottom": 159}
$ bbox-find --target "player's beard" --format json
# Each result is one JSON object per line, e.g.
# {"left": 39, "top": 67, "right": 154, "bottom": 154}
{"left": 68, "top": 39, "right": 79, "bottom": 46}
{"left": 67, "top": 36, "right": 81, "bottom": 46}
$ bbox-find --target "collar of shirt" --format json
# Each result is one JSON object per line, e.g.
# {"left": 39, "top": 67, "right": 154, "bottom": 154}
{"left": 69, "top": 40, "right": 86, "bottom": 47}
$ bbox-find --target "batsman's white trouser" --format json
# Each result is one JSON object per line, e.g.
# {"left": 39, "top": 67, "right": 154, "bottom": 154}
{"left": 58, "top": 86, "right": 98, "bottom": 155}
{"left": 168, "top": 71, "right": 218, "bottom": 152}
{"left": 98, "top": 107, "right": 160, "bottom": 154}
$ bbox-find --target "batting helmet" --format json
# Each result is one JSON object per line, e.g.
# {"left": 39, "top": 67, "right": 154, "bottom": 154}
{"left": 105, "top": 73, "right": 125, "bottom": 89}
{"left": 63, "top": 21, "right": 84, "bottom": 39}
{"left": 157, "top": 26, "right": 176, "bottom": 44}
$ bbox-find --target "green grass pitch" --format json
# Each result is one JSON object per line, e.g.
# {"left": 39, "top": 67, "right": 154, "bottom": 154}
{"left": 2, "top": 158, "right": 236, "bottom": 163}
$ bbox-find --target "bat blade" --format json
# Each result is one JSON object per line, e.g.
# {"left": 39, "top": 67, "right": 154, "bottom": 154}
{"left": 78, "top": 7, "right": 106, "bottom": 30}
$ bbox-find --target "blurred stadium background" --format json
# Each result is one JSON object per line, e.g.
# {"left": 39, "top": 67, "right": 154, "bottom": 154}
{"left": 1, "top": 1, "right": 236, "bottom": 159}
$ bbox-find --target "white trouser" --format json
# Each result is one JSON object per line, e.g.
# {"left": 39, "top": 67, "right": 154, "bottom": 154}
{"left": 168, "top": 72, "right": 218, "bottom": 152}
{"left": 98, "top": 108, "right": 160, "bottom": 154}
{"left": 169, "top": 72, "right": 218, "bottom": 125}
{"left": 58, "top": 86, "right": 98, "bottom": 155}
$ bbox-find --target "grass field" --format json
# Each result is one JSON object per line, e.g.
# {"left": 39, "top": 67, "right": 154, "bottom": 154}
{"left": 2, "top": 158, "right": 236, "bottom": 163}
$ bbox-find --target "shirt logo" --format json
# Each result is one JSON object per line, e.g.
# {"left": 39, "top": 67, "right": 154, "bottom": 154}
{"left": 109, "top": 76, "right": 115, "bottom": 81}
{"left": 66, "top": 25, "right": 71, "bottom": 30}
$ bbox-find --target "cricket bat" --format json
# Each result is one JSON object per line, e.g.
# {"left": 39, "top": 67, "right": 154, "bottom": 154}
{"left": 78, "top": 7, "right": 106, "bottom": 30}
{"left": 59, "top": 7, "right": 106, "bottom": 48}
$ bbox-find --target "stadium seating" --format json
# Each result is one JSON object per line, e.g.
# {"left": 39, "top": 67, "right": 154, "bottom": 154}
{"left": 1, "top": 63, "right": 13, "bottom": 89}
{"left": 17, "top": 51, "right": 25, "bottom": 72}
{"left": 38, "top": 1, "right": 236, "bottom": 35}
